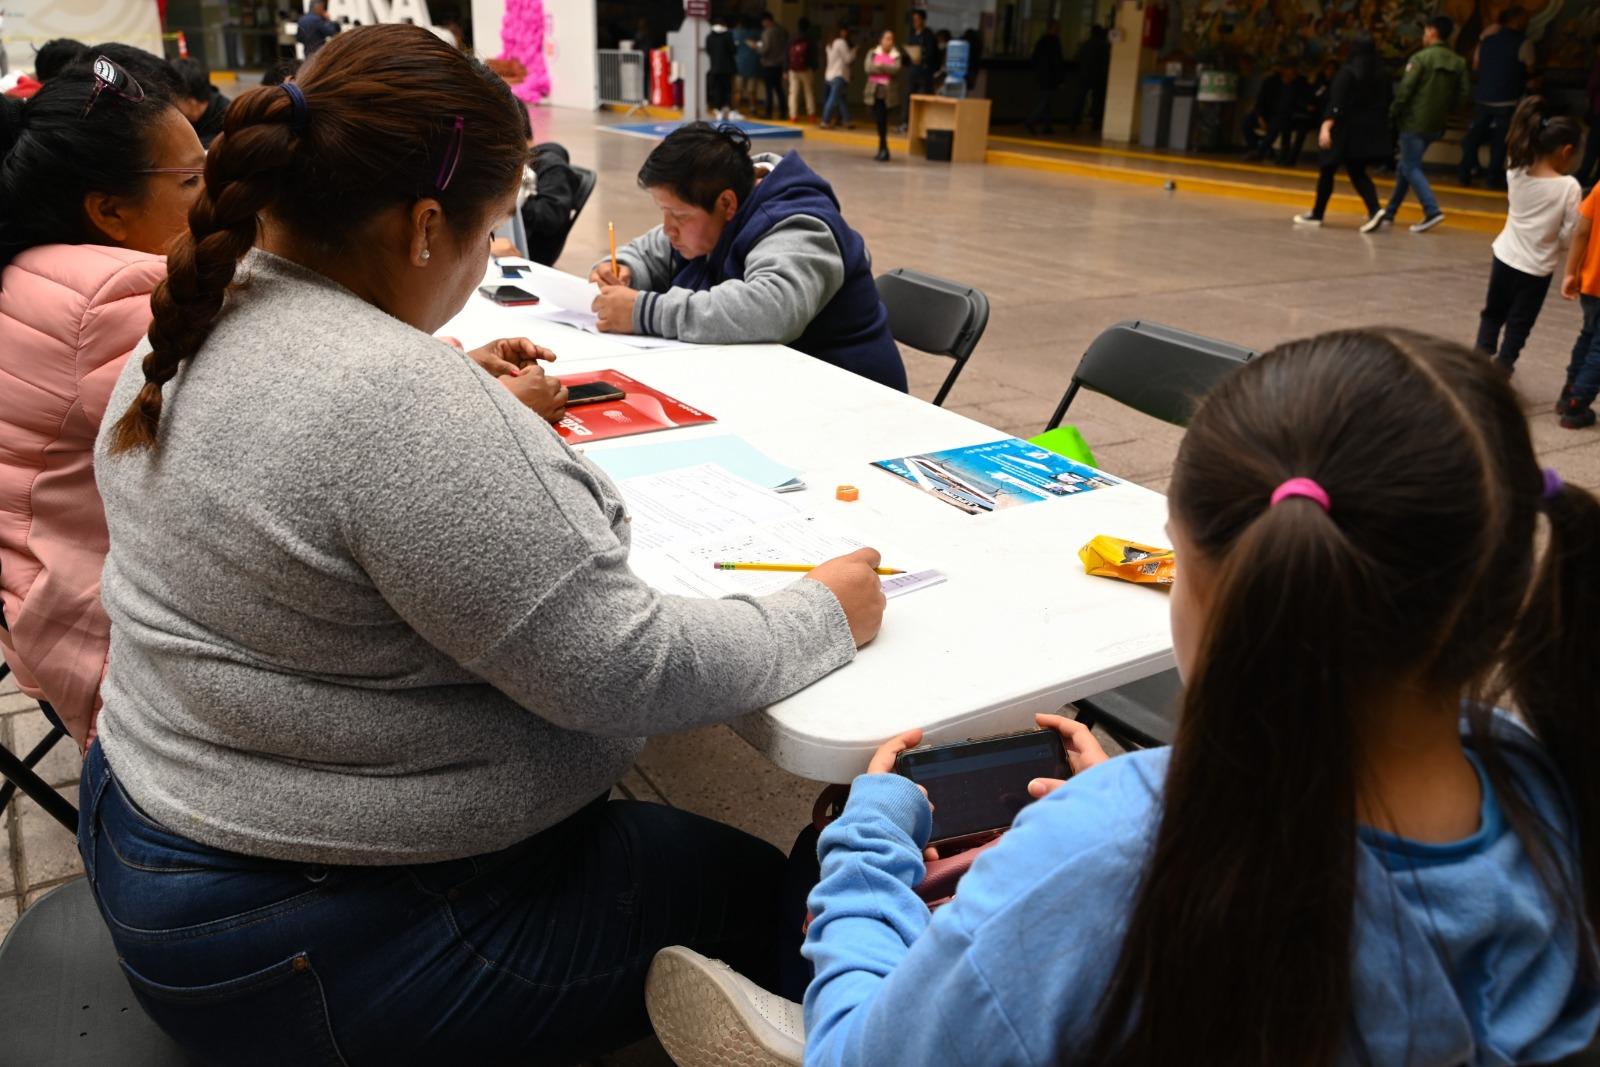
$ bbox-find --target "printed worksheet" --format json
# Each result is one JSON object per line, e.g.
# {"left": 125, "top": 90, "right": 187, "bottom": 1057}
{"left": 618, "top": 465, "right": 943, "bottom": 599}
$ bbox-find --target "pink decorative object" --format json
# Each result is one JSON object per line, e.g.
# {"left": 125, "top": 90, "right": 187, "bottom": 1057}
{"left": 500, "top": 0, "right": 551, "bottom": 102}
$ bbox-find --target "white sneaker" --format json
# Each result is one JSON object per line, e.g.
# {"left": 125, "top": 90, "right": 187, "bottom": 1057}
{"left": 1410, "top": 212, "right": 1446, "bottom": 233}
{"left": 1292, "top": 213, "right": 1324, "bottom": 226}
{"left": 646, "top": 946, "right": 804, "bottom": 1067}
{"left": 727, "top": 109, "right": 746, "bottom": 122}
{"left": 1359, "top": 210, "right": 1389, "bottom": 234}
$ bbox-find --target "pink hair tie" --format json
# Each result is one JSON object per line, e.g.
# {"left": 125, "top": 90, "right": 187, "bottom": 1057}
{"left": 1270, "top": 477, "right": 1331, "bottom": 512}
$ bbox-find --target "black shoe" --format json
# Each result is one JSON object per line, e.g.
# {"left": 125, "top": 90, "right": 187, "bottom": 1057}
{"left": 1560, "top": 396, "right": 1596, "bottom": 429}
{"left": 1556, "top": 384, "right": 1576, "bottom": 415}
{"left": 1491, "top": 356, "right": 1515, "bottom": 377}
{"left": 874, "top": 146, "right": 889, "bottom": 162}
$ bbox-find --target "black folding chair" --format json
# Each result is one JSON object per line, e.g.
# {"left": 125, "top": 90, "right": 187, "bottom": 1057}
{"left": 875, "top": 268, "right": 990, "bottom": 406}
{"left": 543, "top": 165, "right": 597, "bottom": 267}
{"left": 1044, "top": 319, "right": 1258, "bottom": 433}
{"left": 0, "top": 879, "right": 194, "bottom": 1065}
{"left": 1053, "top": 321, "right": 1257, "bottom": 750}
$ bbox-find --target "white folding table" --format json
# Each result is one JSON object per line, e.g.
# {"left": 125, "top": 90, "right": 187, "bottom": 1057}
{"left": 550, "top": 343, "right": 1177, "bottom": 783}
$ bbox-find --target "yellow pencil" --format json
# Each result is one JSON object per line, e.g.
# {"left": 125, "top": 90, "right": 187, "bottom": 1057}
{"left": 713, "top": 562, "right": 906, "bottom": 575}
{"left": 608, "top": 222, "right": 618, "bottom": 278}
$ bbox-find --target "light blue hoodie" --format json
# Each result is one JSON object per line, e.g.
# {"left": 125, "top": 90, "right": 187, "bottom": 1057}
{"left": 803, "top": 721, "right": 1598, "bottom": 1066}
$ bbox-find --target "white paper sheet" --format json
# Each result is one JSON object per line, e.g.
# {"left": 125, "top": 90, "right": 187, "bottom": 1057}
{"left": 617, "top": 465, "right": 941, "bottom": 599}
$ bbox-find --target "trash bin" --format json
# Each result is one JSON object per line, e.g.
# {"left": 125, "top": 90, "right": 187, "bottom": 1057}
{"left": 925, "top": 129, "right": 954, "bottom": 162}
{"left": 1167, "top": 78, "right": 1198, "bottom": 150}
{"left": 1139, "top": 75, "right": 1173, "bottom": 149}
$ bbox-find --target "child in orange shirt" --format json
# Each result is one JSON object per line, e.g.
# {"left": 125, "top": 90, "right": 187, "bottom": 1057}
{"left": 1560, "top": 182, "right": 1600, "bottom": 427}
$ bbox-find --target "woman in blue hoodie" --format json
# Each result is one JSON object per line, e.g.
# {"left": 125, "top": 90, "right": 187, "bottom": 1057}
{"left": 648, "top": 328, "right": 1600, "bottom": 1067}
{"left": 590, "top": 123, "right": 905, "bottom": 392}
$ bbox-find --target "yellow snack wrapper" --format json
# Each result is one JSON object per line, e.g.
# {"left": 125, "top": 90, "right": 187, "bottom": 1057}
{"left": 1079, "top": 535, "right": 1176, "bottom": 585}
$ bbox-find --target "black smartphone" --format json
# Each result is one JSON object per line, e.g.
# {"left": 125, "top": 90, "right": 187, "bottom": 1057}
{"left": 564, "top": 381, "right": 627, "bottom": 406}
{"left": 480, "top": 284, "right": 540, "bottom": 306}
{"left": 895, "top": 729, "right": 1070, "bottom": 846}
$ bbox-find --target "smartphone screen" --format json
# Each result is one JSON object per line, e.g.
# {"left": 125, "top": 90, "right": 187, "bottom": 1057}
{"left": 564, "top": 381, "right": 627, "bottom": 406}
{"left": 895, "top": 730, "right": 1070, "bottom": 844}
{"left": 481, "top": 284, "right": 540, "bottom": 306}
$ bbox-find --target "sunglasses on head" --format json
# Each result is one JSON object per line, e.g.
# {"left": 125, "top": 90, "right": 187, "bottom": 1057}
{"left": 82, "top": 55, "right": 147, "bottom": 119}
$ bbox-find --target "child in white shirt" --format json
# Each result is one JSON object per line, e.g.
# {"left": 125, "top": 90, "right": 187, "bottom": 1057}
{"left": 1477, "top": 97, "right": 1582, "bottom": 374}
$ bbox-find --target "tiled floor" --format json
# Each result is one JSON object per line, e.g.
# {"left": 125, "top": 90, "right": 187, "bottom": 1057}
{"left": 4, "top": 105, "right": 1599, "bottom": 1064}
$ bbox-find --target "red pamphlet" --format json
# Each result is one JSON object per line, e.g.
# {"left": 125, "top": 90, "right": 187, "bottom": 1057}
{"left": 553, "top": 369, "right": 716, "bottom": 442}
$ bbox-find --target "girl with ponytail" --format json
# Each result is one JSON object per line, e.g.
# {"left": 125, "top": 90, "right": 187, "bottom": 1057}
{"left": 780, "top": 329, "right": 1600, "bottom": 1067}
{"left": 1476, "top": 96, "right": 1581, "bottom": 378}
{"left": 0, "top": 53, "right": 204, "bottom": 749}
{"left": 82, "top": 22, "right": 886, "bottom": 1064}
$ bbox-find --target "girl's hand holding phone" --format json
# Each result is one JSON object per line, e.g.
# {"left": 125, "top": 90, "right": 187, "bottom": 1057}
{"left": 1026, "top": 713, "right": 1109, "bottom": 798}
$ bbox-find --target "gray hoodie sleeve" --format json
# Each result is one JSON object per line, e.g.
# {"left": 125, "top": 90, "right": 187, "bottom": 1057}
{"left": 631, "top": 215, "right": 846, "bottom": 344}
{"left": 599, "top": 225, "right": 678, "bottom": 291}
{"left": 333, "top": 347, "right": 856, "bottom": 737}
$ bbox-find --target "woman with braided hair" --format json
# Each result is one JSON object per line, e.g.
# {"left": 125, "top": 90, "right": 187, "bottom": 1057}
{"left": 0, "top": 51, "right": 564, "bottom": 759}
{"left": 82, "top": 23, "right": 886, "bottom": 1064}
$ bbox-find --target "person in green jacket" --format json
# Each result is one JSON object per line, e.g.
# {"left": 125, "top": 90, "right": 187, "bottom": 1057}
{"left": 1380, "top": 15, "right": 1470, "bottom": 233}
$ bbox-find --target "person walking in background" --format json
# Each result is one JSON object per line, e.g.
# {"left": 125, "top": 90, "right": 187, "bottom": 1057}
{"left": 1243, "top": 61, "right": 1292, "bottom": 161}
{"left": 1024, "top": 21, "right": 1065, "bottom": 136}
{"left": 1476, "top": 98, "right": 1580, "bottom": 376}
{"left": 821, "top": 26, "right": 856, "bottom": 129}
{"left": 732, "top": 16, "right": 762, "bottom": 115}
{"left": 295, "top": 0, "right": 340, "bottom": 57}
{"left": 865, "top": 30, "right": 902, "bottom": 162}
{"left": 1559, "top": 180, "right": 1600, "bottom": 427}
{"left": 786, "top": 17, "right": 817, "bottom": 122}
{"left": 901, "top": 10, "right": 937, "bottom": 131}
{"left": 751, "top": 12, "right": 788, "bottom": 120}
{"left": 1294, "top": 35, "right": 1391, "bottom": 229}
{"left": 705, "top": 17, "right": 737, "bottom": 121}
{"left": 1067, "top": 25, "right": 1111, "bottom": 133}
{"left": 1458, "top": 7, "right": 1535, "bottom": 190}
{"left": 1381, "top": 15, "right": 1469, "bottom": 233}
{"left": 1576, "top": 35, "right": 1600, "bottom": 189}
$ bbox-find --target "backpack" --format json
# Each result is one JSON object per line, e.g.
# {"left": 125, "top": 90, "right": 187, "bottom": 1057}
{"left": 788, "top": 36, "right": 811, "bottom": 72}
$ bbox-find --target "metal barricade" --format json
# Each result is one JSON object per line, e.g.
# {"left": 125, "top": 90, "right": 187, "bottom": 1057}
{"left": 597, "top": 49, "right": 647, "bottom": 115}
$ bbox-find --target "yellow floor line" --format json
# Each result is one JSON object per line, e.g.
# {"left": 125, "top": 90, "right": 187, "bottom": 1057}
{"left": 985, "top": 150, "right": 1504, "bottom": 233}
{"left": 985, "top": 132, "right": 1507, "bottom": 202}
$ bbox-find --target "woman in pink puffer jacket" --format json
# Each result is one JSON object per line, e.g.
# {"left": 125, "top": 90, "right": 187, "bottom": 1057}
{"left": 0, "top": 56, "right": 205, "bottom": 747}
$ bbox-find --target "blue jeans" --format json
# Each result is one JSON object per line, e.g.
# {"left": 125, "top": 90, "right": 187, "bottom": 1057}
{"left": 1386, "top": 131, "right": 1440, "bottom": 220}
{"left": 77, "top": 742, "right": 791, "bottom": 1064}
{"left": 821, "top": 76, "right": 850, "bottom": 125}
{"left": 1566, "top": 295, "right": 1600, "bottom": 401}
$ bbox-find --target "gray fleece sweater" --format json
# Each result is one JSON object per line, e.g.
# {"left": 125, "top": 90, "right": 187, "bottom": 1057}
{"left": 614, "top": 219, "right": 844, "bottom": 345}
{"left": 93, "top": 251, "right": 855, "bottom": 865}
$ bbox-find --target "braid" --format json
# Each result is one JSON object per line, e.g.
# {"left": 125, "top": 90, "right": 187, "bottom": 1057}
{"left": 107, "top": 88, "right": 299, "bottom": 453}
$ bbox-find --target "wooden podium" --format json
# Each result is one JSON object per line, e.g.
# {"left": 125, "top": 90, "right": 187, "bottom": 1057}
{"left": 907, "top": 94, "right": 992, "bottom": 163}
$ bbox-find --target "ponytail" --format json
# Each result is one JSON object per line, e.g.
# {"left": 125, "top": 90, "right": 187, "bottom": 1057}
{"left": 1506, "top": 96, "right": 1582, "bottom": 171}
{"left": 106, "top": 90, "right": 299, "bottom": 453}
{"left": 1084, "top": 493, "right": 1364, "bottom": 1066}
{"left": 1505, "top": 479, "right": 1600, "bottom": 944}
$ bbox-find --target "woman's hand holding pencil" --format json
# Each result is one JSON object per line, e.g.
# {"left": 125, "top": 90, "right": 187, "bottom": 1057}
{"left": 798, "top": 548, "right": 887, "bottom": 649}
